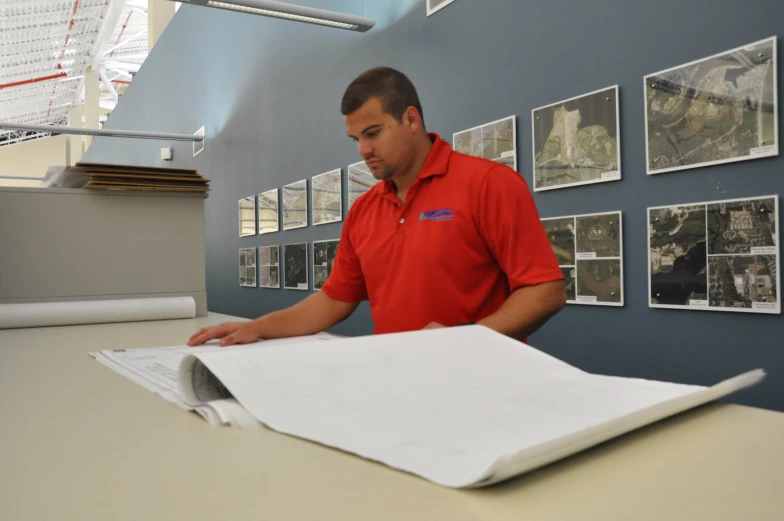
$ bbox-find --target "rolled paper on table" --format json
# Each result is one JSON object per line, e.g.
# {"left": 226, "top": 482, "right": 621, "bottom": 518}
{"left": 0, "top": 297, "right": 196, "bottom": 329}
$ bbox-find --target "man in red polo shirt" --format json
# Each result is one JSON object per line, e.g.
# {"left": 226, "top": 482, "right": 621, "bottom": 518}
{"left": 188, "top": 67, "right": 565, "bottom": 347}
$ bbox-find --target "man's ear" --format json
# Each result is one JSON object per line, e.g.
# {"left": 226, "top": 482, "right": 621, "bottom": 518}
{"left": 404, "top": 106, "right": 422, "bottom": 134}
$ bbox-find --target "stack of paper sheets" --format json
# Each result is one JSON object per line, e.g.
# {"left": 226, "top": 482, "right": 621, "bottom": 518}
{"left": 41, "top": 162, "right": 210, "bottom": 192}
{"left": 89, "top": 333, "right": 337, "bottom": 426}
{"left": 92, "top": 326, "right": 764, "bottom": 488}
{"left": 79, "top": 162, "right": 210, "bottom": 192}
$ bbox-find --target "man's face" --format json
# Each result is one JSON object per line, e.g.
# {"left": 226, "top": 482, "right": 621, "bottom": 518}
{"left": 345, "top": 97, "right": 416, "bottom": 181}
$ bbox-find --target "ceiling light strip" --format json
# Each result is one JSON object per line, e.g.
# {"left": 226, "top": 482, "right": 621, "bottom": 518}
{"left": 178, "top": 0, "right": 374, "bottom": 32}
{"left": 207, "top": 1, "right": 357, "bottom": 28}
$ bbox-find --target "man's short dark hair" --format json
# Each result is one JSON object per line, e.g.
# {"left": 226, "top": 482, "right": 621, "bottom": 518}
{"left": 341, "top": 67, "right": 425, "bottom": 128}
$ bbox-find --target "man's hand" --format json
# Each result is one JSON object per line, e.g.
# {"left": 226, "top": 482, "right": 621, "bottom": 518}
{"left": 422, "top": 322, "right": 446, "bottom": 329}
{"left": 187, "top": 321, "right": 261, "bottom": 346}
{"left": 186, "top": 292, "right": 360, "bottom": 347}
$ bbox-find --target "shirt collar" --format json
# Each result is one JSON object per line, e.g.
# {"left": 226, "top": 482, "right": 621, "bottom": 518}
{"left": 419, "top": 132, "right": 451, "bottom": 179}
{"left": 380, "top": 132, "right": 451, "bottom": 195}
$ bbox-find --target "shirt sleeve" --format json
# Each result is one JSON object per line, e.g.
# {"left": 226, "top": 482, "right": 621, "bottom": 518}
{"left": 476, "top": 164, "right": 564, "bottom": 291}
{"left": 320, "top": 213, "right": 369, "bottom": 303}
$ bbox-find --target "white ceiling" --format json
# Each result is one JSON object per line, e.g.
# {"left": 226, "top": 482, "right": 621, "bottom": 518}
{"left": 0, "top": 0, "right": 150, "bottom": 146}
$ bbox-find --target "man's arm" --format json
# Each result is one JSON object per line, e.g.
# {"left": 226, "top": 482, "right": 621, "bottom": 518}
{"left": 458, "top": 163, "right": 567, "bottom": 339}
{"left": 476, "top": 280, "right": 566, "bottom": 339}
{"left": 186, "top": 291, "right": 359, "bottom": 346}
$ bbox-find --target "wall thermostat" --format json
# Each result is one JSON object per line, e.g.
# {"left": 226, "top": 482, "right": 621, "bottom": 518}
{"left": 161, "top": 147, "right": 173, "bottom": 161}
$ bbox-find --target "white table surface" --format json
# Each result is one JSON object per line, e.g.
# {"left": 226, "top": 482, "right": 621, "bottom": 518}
{"left": 1, "top": 312, "right": 782, "bottom": 521}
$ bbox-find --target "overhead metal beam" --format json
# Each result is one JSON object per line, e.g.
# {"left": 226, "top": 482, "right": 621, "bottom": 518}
{"left": 0, "top": 122, "right": 206, "bottom": 142}
{"left": 98, "top": 68, "right": 119, "bottom": 100}
{"left": 0, "top": 97, "right": 75, "bottom": 117}
{"left": 0, "top": 0, "right": 153, "bottom": 140}
{"left": 0, "top": 175, "right": 45, "bottom": 181}
{"left": 0, "top": 10, "right": 108, "bottom": 38}
{"left": 90, "top": 0, "right": 129, "bottom": 71}
{"left": 103, "top": 28, "right": 148, "bottom": 55}
{"left": 105, "top": 66, "right": 132, "bottom": 78}
{"left": 102, "top": 52, "right": 147, "bottom": 61}
{"left": 102, "top": 59, "right": 142, "bottom": 72}
{"left": 0, "top": 72, "right": 68, "bottom": 90}
{"left": 0, "top": 60, "right": 87, "bottom": 80}
{"left": 0, "top": 109, "right": 72, "bottom": 125}
{"left": 0, "top": 43, "right": 96, "bottom": 63}
{"left": 0, "top": 85, "right": 80, "bottom": 106}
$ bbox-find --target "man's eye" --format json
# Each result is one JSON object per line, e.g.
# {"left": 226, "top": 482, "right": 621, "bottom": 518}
{"left": 367, "top": 131, "right": 378, "bottom": 138}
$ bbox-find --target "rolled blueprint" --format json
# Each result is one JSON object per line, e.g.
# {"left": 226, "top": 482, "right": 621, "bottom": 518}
{"left": 0, "top": 297, "right": 196, "bottom": 329}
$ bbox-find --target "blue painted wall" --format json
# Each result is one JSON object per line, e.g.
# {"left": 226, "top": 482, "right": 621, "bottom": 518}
{"left": 85, "top": 0, "right": 784, "bottom": 411}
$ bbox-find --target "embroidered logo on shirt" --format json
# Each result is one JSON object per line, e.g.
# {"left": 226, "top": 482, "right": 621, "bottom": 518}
{"left": 419, "top": 208, "right": 454, "bottom": 222}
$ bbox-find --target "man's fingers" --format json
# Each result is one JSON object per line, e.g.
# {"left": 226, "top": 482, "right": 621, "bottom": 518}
{"left": 188, "top": 322, "right": 254, "bottom": 347}
{"left": 187, "top": 327, "right": 211, "bottom": 345}
{"left": 186, "top": 329, "right": 210, "bottom": 346}
{"left": 187, "top": 327, "right": 222, "bottom": 346}
{"left": 218, "top": 324, "right": 261, "bottom": 347}
{"left": 187, "top": 323, "right": 237, "bottom": 346}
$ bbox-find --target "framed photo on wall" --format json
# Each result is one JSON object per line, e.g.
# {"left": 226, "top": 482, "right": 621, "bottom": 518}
{"left": 312, "top": 239, "right": 340, "bottom": 290}
{"left": 541, "top": 211, "right": 624, "bottom": 306}
{"left": 649, "top": 195, "right": 779, "bottom": 313}
{"left": 238, "top": 196, "right": 256, "bottom": 237}
{"left": 532, "top": 86, "right": 621, "bottom": 191}
{"left": 311, "top": 169, "right": 343, "bottom": 226}
{"left": 453, "top": 115, "right": 517, "bottom": 171}
{"left": 347, "top": 161, "right": 379, "bottom": 212}
{"left": 239, "top": 247, "right": 257, "bottom": 287}
{"left": 258, "top": 245, "right": 280, "bottom": 289}
{"left": 258, "top": 189, "right": 279, "bottom": 235}
{"left": 283, "top": 179, "right": 308, "bottom": 230}
{"left": 283, "top": 242, "right": 308, "bottom": 290}
{"left": 645, "top": 37, "right": 778, "bottom": 175}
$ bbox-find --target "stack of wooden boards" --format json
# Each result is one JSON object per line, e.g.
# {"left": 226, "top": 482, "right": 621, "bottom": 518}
{"left": 78, "top": 162, "right": 210, "bottom": 193}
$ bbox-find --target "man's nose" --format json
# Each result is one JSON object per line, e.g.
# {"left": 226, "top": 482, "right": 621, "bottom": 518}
{"left": 358, "top": 140, "right": 373, "bottom": 158}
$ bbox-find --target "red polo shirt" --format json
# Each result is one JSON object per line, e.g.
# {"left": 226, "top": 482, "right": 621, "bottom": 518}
{"left": 322, "top": 133, "right": 563, "bottom": 334}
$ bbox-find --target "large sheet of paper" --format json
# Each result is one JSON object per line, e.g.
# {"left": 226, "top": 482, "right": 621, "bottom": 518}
{"left": 177, "top": 326, "right": 764, "bottom": 488}
{"left": 90, "top": 333, "right": 337, "bottom": 426}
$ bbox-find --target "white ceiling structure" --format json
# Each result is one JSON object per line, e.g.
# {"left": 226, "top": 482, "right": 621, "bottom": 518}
{"left": 0, "top": 0, "right": 150, "bottom": 147}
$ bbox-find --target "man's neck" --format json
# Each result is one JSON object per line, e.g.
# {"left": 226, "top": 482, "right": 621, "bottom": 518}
{"left": 393, "top": 137, "right": 433, "bottom": 204}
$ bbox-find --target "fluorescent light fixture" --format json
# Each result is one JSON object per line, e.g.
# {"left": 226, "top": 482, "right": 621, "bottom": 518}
{"left": 174, "top": 0, "right": 375, "bottom": 32}
{"left": 0, "top": 122, "right": 205, "bottom": 142}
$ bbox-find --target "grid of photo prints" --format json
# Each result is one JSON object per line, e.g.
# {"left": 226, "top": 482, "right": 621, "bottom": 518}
{"left": 347, "top": 161, "right": 379, "bottom": 212}
{"left": 541, "top": 211, "right": 624, "bottom": 306}
{"left": 649, "top": 195, "right": 779, "bottom": 314}
{"left": 258, "top": 245, "right": 280, "bottom": 289}
{"left": 284, "top": 242, "right": 309, "bottom": 291}
{"left": 238, "top": 247, "right": 257, "bottom": 287}
{"left": 453, "top": 115, "right": 517, "bottom": 170}
{"left": 313, "top": 239, "right": 340, "bottom": 290}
